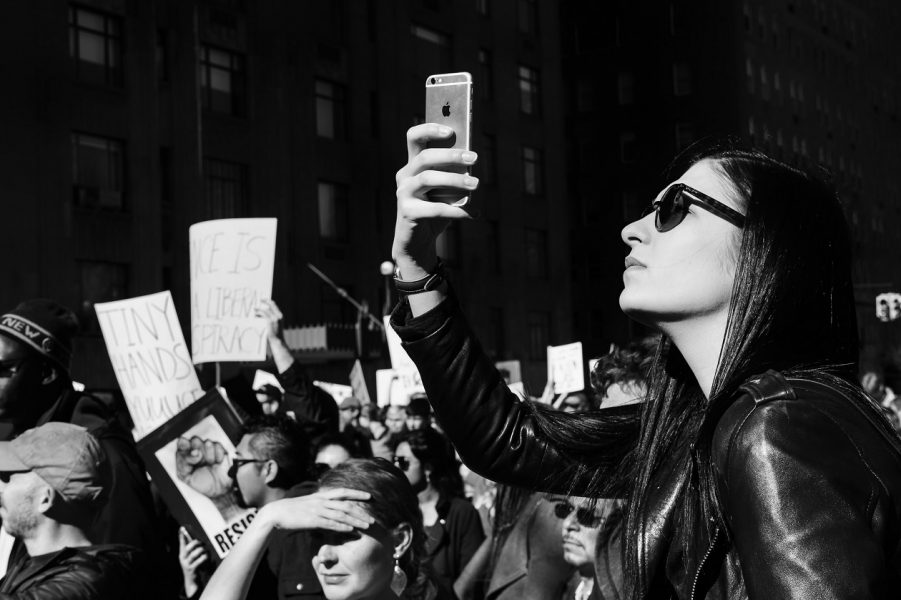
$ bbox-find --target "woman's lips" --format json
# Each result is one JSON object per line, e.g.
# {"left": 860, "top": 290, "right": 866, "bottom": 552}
{"left": 624, "top": 256, "right": 646, "bottom": 269}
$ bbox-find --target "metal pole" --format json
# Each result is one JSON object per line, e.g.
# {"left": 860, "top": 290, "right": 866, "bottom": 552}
{"left": 306, "top": 263, "right": 384, "bottom": 330}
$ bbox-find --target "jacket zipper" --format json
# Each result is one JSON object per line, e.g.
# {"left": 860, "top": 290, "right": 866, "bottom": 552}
{"left": 689, "top": 525, "right": 720, "bottom": 600}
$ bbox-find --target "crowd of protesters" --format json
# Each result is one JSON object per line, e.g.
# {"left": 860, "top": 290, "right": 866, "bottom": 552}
{"left": 0, "top": 294, "right": 665, "bottom": 600}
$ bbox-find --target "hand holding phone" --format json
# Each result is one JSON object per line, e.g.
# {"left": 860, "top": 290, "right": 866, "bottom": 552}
{"left": 425, "top": 72, "right": 473, "bottom": 206}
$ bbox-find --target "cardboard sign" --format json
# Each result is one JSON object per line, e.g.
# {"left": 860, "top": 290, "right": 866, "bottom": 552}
{"left": 189, "top": 218, "right": 278, "bottom": 364}
{"left": 313, "top": 381, "right": 353, "bottom": 405}
{"left": 547, "top": 342, "right": 585, "bottom": 395}
{"left": 876, "top": 292, "right": 901, "bottom": 322}
{"left": 495, "top": 360, "right": 522, "bottom": 384}
{"left": 139, "top": 388, "right": 255, "bottom": 563}
{"left": 375, "top": 368, "right": 422, "bottom": 406}
{"left": 383, "top": 316, "right": 425, "bottom": 398}
{"left": 349, "top": 360, "right": 372, "bottom": 405}
{"left": 95, "top": 291, "right": 203, "bottom": 440}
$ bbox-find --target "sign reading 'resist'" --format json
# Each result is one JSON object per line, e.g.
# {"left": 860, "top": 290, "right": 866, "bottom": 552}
{"left": 189, "top": 218, "right": 277, "bottom": 364}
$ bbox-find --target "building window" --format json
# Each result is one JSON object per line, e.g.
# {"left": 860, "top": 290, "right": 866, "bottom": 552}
{"left": 156, "top": 29, "right": 170, "bottom": 84}
{"left": 675, "top": 122, "right": 695, "bottom": 152}
{"left": 619, "top": 131, "right": 637, "bottom": 164}
{"left": 525, "top": 228, "right": 548, "bottom": 279}
{"left": 517, "top": 0, "right": 537, "bottom": 35}
{"left": 488, "top": 220, "right": 501, "bottom": 273}
{"left": 617, "top": 71, "right": 634, "bottom": 105}
{"left": 200, "top": 45, "right": 246, "bottom": 116}
{"left": 518, "top": 65, "right": 540, "bottom": 115}
{"left": 522, "top": 146, "right": 543, "bottom": 195}
{"left": 203, "top": 158, "right": 248, "bottom": 218}
{"left": 411, "top": 24, "right": 452, "bottom": 73}
{"left": 69, "top": 6, "right": 123, "bottom": 86}
{"left": 527, "top": 311, "right": 550, "bottom": 360}
{"left": 746, "top": 58, "right": 755, "bottom": 94}
{"left": 576, "top": 80, "right": 597, "bottom": 111}
{"left": 478, "top": 49, "right": 493, "bottom": 99}
{"left": 672, "top": 63, "right": 692, "bottom": 96}
{"left": 315, "top": 80, "right": 347, "bottom": 140}
{"left": 79, "top": 261, "right": 128, "bottom": 333}
{"left": 476, "top": 0, "right": 490, "bottom": 17}
{"left": 318, "top": 181, "right": 349, "bottom": 243}
{"left": 71, "top": 133, "right": 124, "bottom": 210}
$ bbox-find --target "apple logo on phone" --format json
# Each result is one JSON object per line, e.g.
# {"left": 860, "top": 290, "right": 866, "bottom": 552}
{"left": 442, "top": 101, "right": 451, "bottom": 117}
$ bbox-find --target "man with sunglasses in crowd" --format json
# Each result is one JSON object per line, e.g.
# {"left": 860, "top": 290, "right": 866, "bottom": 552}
{"left": 557, "top": 497, "right": 625, "bottom": 600}
{"left": 0, "top": 299, "right": 174, "bottom": 594}
{"left": 178, "top": 414, "right": 325, "bottom": 600}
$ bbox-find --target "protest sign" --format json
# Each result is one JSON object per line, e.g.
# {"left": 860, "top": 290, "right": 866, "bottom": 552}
{"left": 95, "top": 291, "right": 203, "bottom": 440}
{"left": 383, "top": 316, "right": 425, "bottom": 399}
{"left": 495, "top": 360, "right": 522, "bottom": 384}
{"left": 313, "top": 381, "right": 353, "bottom": 405}
{"left": 138, "top": 388, "right": 254, "bottom": 563}
{"left": 547, "top": 342, "right": 585, "bottom": 395}
{"left": 189, "top": 218, "right": 277, "bottom": 364}
{"left": 375, "top": 369, "right": 419, "bottom": 406}
{"left": 349, "top": 359, "right": 372, "bottom": 406}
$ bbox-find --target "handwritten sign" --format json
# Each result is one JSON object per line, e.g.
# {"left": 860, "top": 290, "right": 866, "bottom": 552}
{"left": 313, "top": 381, "right": 353, "bottom": 405}
{"left": 547, "top": 342, "right": 585, "bottom": 395}
{"left": 139, "top": 389, "right": 255, "bottom": 563}
{"left": 189, "top": 218, "right": 277, "bottom": 364}
{"left": 383, "top": 316, "right": 425, "bottom": 397}
{"left": 95, "top": 291, "right": 203, "bottom": 440}
{"left": 349, "top": 360, "right": 372, "bottom": 406}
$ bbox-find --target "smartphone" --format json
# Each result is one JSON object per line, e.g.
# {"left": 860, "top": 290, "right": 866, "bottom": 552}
{"left": 425, "top": 72, "right": 473, "bottom": 206}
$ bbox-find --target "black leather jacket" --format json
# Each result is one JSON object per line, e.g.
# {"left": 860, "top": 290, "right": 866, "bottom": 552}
{"left": 392, "top": 298, "right": 901, "bottom": 599}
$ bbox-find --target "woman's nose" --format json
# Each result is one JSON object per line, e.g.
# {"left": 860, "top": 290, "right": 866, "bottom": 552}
{"left": 621, "top": 213, "right": 651, "bottom": 247}
{"left": 316, "top": 545, "right": 338, "bottom": 566}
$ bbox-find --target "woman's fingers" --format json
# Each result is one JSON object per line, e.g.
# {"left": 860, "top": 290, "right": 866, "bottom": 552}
{"left": 406, "top": 123, "right": 454, "bottom": 162}
{"left": 317, "top": 487, "right": 372, "bottom": 501}
{"left": 403, "top": 148, "right": 478, "bottom": 178}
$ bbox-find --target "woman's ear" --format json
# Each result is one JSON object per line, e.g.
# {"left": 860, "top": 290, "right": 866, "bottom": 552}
{"left": 392, "top": 522, "right": 414, "bottom": 558}
{"left": 40, "top": 363, "right": 59, "bottom": 386}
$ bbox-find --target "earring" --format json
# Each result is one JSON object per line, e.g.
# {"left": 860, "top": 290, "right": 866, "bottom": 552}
{"left": 390, "top": 552, "right": 407, "bottom": 596}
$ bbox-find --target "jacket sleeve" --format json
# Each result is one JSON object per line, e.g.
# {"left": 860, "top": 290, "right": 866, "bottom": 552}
{"left": 277, "top": 362, "right": 339, "bottom": 435}
{"left": 450, "top": 501, "right": 485, "bottom": 582}
{"left": 714, "top": 396, "right": 888, "bottom": 599}
{"left": 392, "top": 297, "right": 614, "bottom": 495}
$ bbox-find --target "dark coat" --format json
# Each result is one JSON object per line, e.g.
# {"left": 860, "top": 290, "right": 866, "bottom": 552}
{"left": 392, "top": 297, "right": 901, "bottom": 599}
{"left": 425, "top": 497, "right": 484, "bottom": 593}
{"left": 277, "top": 363, "right": 339, "bottom": 446}
{"left": 0, "top": 544, "right": 145, "bottom": 600}
{"left": 485, "top": 494, "right": 573, "bottom": 600}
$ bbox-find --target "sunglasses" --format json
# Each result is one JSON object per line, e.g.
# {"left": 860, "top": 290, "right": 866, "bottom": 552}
{"left": 554, "top": 502, "right": 604, "bottom": 528}
{"left": 226, "top": 457, "right": 266, "bottom": 480}
{"left": 641, "top": 183, "right": 745, "bottom": 232}
{"left": 393, "top": 456, "right": 410, "bottom": 472}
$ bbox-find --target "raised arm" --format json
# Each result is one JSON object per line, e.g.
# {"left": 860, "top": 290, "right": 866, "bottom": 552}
{"left": 391, "top": 124, "right": 635, "bottom": 495}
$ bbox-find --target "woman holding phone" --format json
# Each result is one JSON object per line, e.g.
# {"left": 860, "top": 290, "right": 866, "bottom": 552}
{"left": 389, "top": 126, "right": 901, "bottom": 599}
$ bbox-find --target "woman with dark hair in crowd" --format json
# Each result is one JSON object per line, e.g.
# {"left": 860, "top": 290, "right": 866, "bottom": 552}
{"left": 389, "top": 129, "right": 901, "bottom": 599}
{"left": 392, "top": 428, "right": 484, "bottom": 598}
{"left": 201, "top": 458, "right": 451, "bottom": 600}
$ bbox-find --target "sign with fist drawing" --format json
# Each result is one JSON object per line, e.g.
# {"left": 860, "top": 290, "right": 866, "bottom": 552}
{"left": 138, "top": 388, "right": 254, "bottom": 562}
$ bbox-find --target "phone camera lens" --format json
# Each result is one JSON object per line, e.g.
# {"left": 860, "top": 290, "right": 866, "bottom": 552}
{"left": 430, "top": 77, "right": 436, "bottom": 84}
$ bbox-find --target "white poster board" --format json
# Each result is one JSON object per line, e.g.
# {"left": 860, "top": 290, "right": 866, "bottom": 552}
{"left": 349, "top": 359, "right": 372, "bottom": 405}
{"left": 95, "top": 291, "right": 204, "bottom": 440}
{"left": 383, "top": 316, "right": 425, "bottom": 399}
{"left": 189, "top": 218, "right": 278, "bottom": 364}
{"left": 495, "top": 360, "right": 522, "bottom": 384}
{"left": 251, "top": 370, "right": 284, "bottom": 393}
{"left": 547, "top": 342, "right": 585, "bottom": 395}
{"left": 313, "top": 381, "right": 353, "bottom": 405}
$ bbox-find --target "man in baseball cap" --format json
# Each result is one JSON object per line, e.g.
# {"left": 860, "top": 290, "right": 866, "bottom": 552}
{"left": 0, "top": 299, "right": 174, "bottom": 594}
{"left": 0, "top": 422, "right": 143, "bottom": 598}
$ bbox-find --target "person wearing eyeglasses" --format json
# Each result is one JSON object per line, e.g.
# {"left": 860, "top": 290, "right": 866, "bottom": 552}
{"left": 391, "top": 428, "right": 484, "bottom": 599}
{"left": 389, "top": 131, "right": 901, "bottom": 599}
{"left": 178, "top": 414, "right": 325, "bottom": 600}
{"left": 557, "top": 498, "right": 625, "bottom": 600}
{"left": 0, "top": 299, "right": 174, "bottom": 595}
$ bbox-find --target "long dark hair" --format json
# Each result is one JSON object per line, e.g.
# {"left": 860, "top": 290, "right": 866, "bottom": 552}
{"left": 522, "top": 138, "right": 896, "bottom": 598}
{"left": 392, "top": 428, "right": 464, "bottom": 499}
{"left": 319, "top": 458, "right": 431, "bottom": 599}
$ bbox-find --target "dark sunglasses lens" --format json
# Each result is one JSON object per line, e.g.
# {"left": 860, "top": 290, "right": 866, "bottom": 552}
{"left": 657, "top": 187, "right": 687, "bottom": 232}
{"left": 394, "top": 457, "right": 410, "bottom": 472}
{"left": 554, "top": 502, "right": 574, "bottom": 519}
{"left": 227, "top": 463, "right": 238, "bottom": 480}
{"left": 576, "top": 509, "right": 603, "bottom": 528}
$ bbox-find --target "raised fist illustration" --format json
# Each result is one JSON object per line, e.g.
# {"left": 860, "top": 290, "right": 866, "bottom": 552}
{"left": 175, "top": 436, "right": 241, "bottom": 521}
